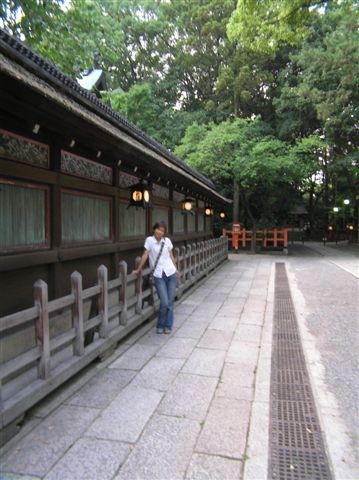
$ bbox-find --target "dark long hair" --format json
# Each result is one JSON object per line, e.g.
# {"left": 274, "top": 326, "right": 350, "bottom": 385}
{"left": 152, "top": 221, "right": 167, "bottom": 234}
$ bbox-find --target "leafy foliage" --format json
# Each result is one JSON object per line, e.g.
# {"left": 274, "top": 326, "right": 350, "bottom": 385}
{"left": 1, "top": 0, "right": 358, "bottom": 237}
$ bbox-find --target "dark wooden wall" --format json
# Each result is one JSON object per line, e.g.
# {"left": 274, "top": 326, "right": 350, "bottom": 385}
{"left": 0, "top": 78, "right": 214, "bottom": 316}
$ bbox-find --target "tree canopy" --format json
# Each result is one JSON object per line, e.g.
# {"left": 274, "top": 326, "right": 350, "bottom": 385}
{"left": 1, "top": 0, "right": 358, "bottom": 238}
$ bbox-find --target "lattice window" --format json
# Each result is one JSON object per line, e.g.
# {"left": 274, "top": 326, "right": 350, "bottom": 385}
{"left": 0, "top": 179, "right": 49, "bottom": 252}
{"left": 198, "top": 213, "right": 205, "bottom": 232}
{"left": 188, "top": 212, "right": 196, "bottom": 232}
{"left": 205, "top": 215, "right": 212, "bottom": 232}
{"left": 61, "top": 190, "right": 111, "bottom": 243}
{"left": 119, "top": 201, "right": 146, "bottom": 237}
{"left": 173, "top": 209, "right": 184, "bottom": 233}
{"left": 152, "top": 207, "right": 169, "bottom": 230}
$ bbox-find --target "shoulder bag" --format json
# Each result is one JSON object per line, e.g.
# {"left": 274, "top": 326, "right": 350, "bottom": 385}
{"left": 149, "top": 239, "right": 165, "bottom": 285}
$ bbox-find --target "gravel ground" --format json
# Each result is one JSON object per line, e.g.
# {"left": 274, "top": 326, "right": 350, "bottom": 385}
{"left": 288, "top": 244, "right": 358, "bottom": 462}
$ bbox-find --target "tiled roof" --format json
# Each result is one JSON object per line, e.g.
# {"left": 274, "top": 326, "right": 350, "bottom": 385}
{"left": 0, "top": 28, "right": 217, "bottom": 191}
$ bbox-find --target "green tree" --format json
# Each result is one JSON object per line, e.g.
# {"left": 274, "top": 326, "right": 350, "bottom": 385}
{"left": 226, "top": 0, "right": 354, "bottom": 52}
{"left": 176, "top": 118, "right": 302, "bottom": 228}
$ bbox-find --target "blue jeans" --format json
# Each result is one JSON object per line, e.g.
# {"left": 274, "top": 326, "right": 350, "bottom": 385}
{"left": 154, "top": 272, "right": 177, "bottom": 330}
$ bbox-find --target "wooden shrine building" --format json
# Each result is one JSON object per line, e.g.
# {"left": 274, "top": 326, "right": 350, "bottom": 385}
{"left": 0, "top": 29, "right": 230, "bottom": 318}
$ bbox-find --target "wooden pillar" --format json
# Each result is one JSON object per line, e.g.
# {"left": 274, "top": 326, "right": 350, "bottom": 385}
{"left": 71, "top": 271, "right": 84, "bottom": 356}
{"left": 274, "top": 228, "right": 278, "bottom": 248}
{"left": 98, "top": 265, "right": 109, "bottom": 338}
{"left": 34, "top": 279, "right": 50, "bottom": 379}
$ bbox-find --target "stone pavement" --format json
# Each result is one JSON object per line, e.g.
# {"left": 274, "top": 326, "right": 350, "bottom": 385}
{"left": 1, "top": 244, "right": 358, "bottom": 480}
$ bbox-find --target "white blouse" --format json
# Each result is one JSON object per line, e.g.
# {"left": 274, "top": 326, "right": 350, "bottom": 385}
{"left": 144, "top": 236, "right": 176, "bottom": 278}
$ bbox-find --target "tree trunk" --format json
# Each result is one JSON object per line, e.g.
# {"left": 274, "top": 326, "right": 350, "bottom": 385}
{"left": 233, "top": 179, "right": 240, "bottom": 222}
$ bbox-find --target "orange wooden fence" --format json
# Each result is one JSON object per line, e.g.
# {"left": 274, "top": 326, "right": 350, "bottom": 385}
{"left": 222, "top": 227, "right": 288, "bottom": 251}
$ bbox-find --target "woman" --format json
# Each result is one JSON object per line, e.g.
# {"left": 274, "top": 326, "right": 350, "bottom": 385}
{"left": 134, "top": 221, "right": 179, "bottom": 334}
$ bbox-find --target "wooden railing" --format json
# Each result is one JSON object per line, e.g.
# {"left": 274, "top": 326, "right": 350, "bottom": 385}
{"left": 223, "top": 227, "right": 288, "bottom": 250}
{"left": 0, "top": 237, "right": 228, "bottom": 434}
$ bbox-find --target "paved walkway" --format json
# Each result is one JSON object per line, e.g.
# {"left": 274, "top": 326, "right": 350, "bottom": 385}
{"left": 1, "top": 244, "right": 358, "bottom": 480}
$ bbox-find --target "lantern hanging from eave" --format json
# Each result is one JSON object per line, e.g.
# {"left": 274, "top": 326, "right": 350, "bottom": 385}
{"left": 181, "top": 197, "right": 194, "bottom": 215}
{"left": 204, "top": 205, "right": 214, "bottom": 216}
{"left": 127, "top": 180, "right": 151, "bottom": 209}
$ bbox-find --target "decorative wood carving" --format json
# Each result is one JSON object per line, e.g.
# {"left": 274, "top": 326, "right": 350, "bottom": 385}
{"left": 0, "top": 129, "right": 49, "bottom": 168}
{"left": 61, "top": 151, "right": 113, "bottom": 184}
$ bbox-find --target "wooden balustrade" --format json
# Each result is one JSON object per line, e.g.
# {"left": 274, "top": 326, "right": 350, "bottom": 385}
{"left": 223, "top": 227, "right": 288, "bottom": 250}
{"left": 0, "top": 237, "right": 228, "bottom": 434}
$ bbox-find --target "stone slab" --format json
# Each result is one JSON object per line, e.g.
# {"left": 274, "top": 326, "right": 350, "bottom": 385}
{"left": 195, "top": 396, "right": 251, "bottom": 459}
{"left": 242, "top": 300, "right": 266, "bottom": 314}
{"left": 45, "top": 437, "right": 130, "bottom": 480}
{"left": 137, "top": 330, "right": 171, "bottom": 346}
{"left": 175, "top": 303, "right": 197, "bottom": 315}
{"left": 221, "top": 362, "right": 255, "bottom": 389}
{"left": 115, "top": 415, "right": 201, "bottom": 480}
{"left": 239, "top": 309, "right": 265, "bottom": 325}
{"left": 156, "top": 337, "right": 197, "bottom": 359}
{"left": 227, "top": 341, "right": 260, "bottom": 366}
{"left": 209, "top": 315, "right": 239, "bottom": 332}
{"left": 174, "top": 322, "right": 208, "bottom": 340}
{"left": 197, "top": 330, "right": 233, "bottom": 351}
{"left": 216, "top": 382, "right": 253, "bottom": 401}
{"left": 108, "top": 343, "right": 160, "bottom": 370}
{"left": 182, "top": 348, "right": 226, "bottom": 377}
{"left": 130, "top": 356, "right": 185, "bottom": 391}
{"left": 66, "top": 369, "right": 135, "bottom": 409}
{"left": 86, "top": 385, "right": 163, "bottom": 442}
{"left": 204, "top": 294, "right": 228, "bottom": 303}
{"left": 185, "top": 314, "right": 213, "bottom": 325}
{"left": 158, "top": 373, "right": 217, "bottom": 421}
{"left": 0, "top": 475, "right": 41, "bottom": 480}
{"left": 1, "top": 406, "right": 100, "bottom": 477}
{"left": 192, "top": 306, "right": 220, "bottom": 318}
{"left": 185, "top": 453, "right": 242, "bottom": 480}
{"left": 233, "top": 324, "right": 262, "bottom": 344}
{"left": 243, "top": 402, "right": 270, "bottom": 480}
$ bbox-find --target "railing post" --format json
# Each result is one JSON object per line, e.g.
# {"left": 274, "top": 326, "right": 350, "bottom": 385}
{"left": 174, "top": 247, "right": 180, "bottom": 284}
{"left": 274, "top": 228, "right": 278, "bottom": 248}
{"left": 134, "top": 256, "right": 142, "bottom": 315}
{"left": 71, "top": 271, "right": 84, "bottom": 356}
{"left": 192, "top": 243, "right": 197, "bottom": 276}
{"left": 119, "top": 260, "right": 128, "bottom": 325}
{"left": 200, "top": 241, "right": 205, "bottom": 272}
{"left": 187, "top": 245, "right": 192, "bottom": 279}
{"left": 205, "top": 240, "right": 209, "bottom": 270}
{"left": 181, "top": 245, "right": 187, "bottom": 283}
{"left": 196, "top": 243, "right": 200, "bottom": 275}
{"left": 34, "top": 279, "right": 50, "bottom": 379}
{"left": 98, "top": 265, "right": 109, "bottom": 338}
